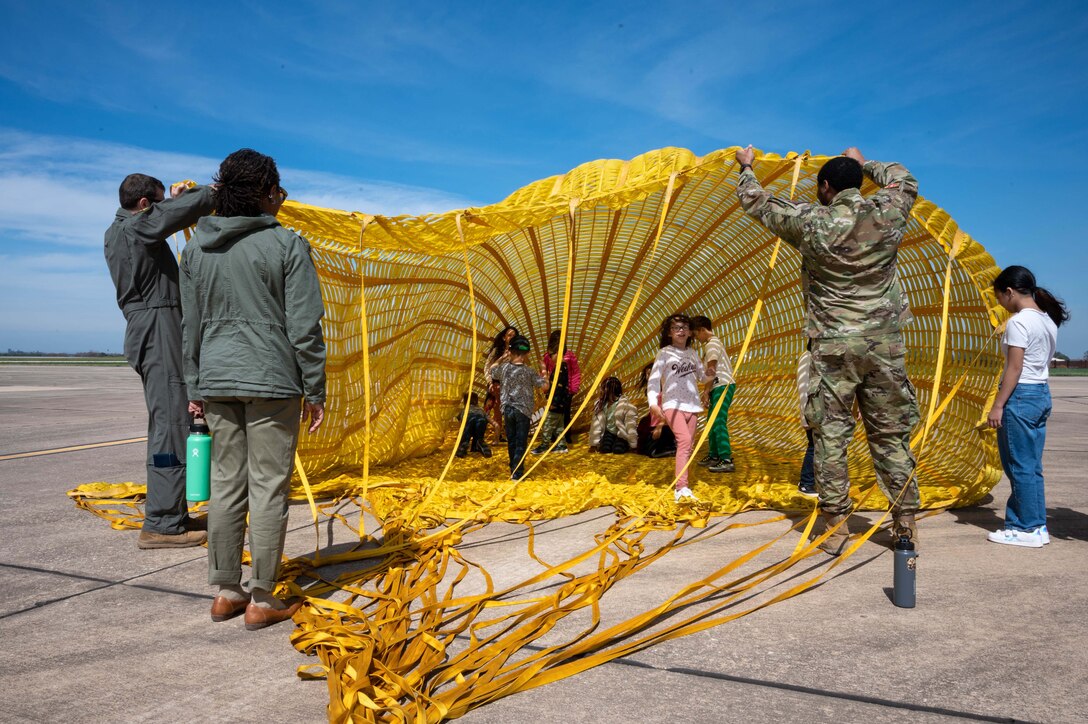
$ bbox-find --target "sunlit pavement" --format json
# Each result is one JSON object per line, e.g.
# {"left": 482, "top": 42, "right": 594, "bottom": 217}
{"left": 1, "top": 365, "right": 1085, "bottom": 723}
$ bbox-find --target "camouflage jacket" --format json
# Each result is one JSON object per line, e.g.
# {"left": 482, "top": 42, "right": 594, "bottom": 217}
{"left": 737, "top": 160, "right": 917, "bottom": 338}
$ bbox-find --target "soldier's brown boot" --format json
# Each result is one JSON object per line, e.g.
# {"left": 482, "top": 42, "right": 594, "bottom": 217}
{"left": 892, "top": 513, "right": 918, "bottom": 551}
{"left": 815, "top": 513, "right": 851, "bottom": 556}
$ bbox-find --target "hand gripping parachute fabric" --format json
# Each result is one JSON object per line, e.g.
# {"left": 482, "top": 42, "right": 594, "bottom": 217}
{"left": 69, "top": 146, "right": 1007, "bottom": 722}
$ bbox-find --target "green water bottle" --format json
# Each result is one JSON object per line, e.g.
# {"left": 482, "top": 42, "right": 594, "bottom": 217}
{"left": 186, "top": 415, "right": 212, "bottom": 502}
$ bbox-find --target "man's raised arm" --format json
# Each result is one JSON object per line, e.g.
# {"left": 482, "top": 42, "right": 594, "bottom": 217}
{"left": 132, "top": 184, "right": 216, "bottom": 244}
{"left": 843, "top": 147, "right": 918, "bottom": 216}
{"left": 734, "top": 145, "right": 807, "bottom": 247}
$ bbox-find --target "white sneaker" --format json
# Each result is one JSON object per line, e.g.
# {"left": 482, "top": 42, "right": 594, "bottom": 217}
{"left": 674, "top": 487, "right": 699, "bottom": 504}
{"left": 987, "top": 528, "right": 1044, "bottom": 548}
{"left": 1038, "top": 525, "right": 1051, "bottom": 545}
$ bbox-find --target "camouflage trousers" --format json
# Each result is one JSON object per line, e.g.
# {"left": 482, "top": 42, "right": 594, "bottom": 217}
{"left": 804, "top": 333, "right": 920, "bottom": 517}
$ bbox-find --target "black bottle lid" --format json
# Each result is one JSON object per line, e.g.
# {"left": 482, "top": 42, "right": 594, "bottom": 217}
{"left": 895, "top": 533, "right": 915, "bottom": 551}
{"left": 190, "top": 416, "right": 210, "bottom": 434}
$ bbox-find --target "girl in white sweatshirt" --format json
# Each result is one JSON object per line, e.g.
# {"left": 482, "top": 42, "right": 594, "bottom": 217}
{"left": 647, "top": 313, "right": 705, "bottom": 503}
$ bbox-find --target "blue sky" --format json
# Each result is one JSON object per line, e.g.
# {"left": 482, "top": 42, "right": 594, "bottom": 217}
{"left": 1, "top": 0, "right": 1086, "bottom": 356}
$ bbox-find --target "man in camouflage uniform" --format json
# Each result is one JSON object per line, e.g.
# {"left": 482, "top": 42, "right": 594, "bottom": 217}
{"left": 735, "top": 145, "right": 920, "bottom": 555}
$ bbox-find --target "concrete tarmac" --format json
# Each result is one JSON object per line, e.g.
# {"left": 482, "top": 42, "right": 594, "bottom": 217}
{"left": 1, "top": 365, "right": 1085, "bottom": 723}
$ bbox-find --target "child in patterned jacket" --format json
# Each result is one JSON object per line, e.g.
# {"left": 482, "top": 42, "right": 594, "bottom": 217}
{"left": 589, "top": 377, "right": 639, "bottom": 454}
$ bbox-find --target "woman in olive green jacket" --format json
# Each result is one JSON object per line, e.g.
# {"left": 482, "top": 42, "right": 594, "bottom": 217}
{"left": 180, "top": 149, "right": 326, "bottom": 630}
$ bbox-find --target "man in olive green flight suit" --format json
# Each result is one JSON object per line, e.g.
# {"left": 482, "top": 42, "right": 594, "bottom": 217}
{"left": 104, "top": 174, "right": 216, "bottom": 548}
{"left": 735, "top": 146, "right": 921, "bottom": 555}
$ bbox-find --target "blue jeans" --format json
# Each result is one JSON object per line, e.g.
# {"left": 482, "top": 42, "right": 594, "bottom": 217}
{"left": 504, "top": 407, "right": 530, "bottom": 479}
{"left": 997, "top": 383, "right": 1051, "bottom": 532}
{"left": 457, "top": 414, "right": 489, "bottom": 453}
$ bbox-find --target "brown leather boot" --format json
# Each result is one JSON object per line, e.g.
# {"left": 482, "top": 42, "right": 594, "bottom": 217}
{"left": 892, "top": 513, "right": 919, "bottom": 551}
{"left": 137, "top": 529, "right": 207, "bottom": 549}
{"left": 816, "top": 513, "right": 851, "bottom": 556}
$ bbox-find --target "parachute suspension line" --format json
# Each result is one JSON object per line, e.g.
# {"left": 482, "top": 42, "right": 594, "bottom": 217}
{"left": 560, "top": 173, "right": 681, "bottom": 514}
{"left": 416, "top": 198, "right": 586, "bottom": 542}
{"left": 733, "top": 151, "right": 805, "bottom": 374}
{"left": 408, "top": 214, "right": 482, "bottom": 526}
{"left": 861, "top": 230, "right": 999, "bottom": 530}
{"left": 293, "top": 226, "right": 339, "bottom": 555}
{"left": 521, "top": 198, "right": 579, "bottom": 475}
{"left": 902, "top": 227, "right": 1000, "bottom": 498}
{"left": 293, "top": 450, "right": 321, "bottom": 559}
{"left": 916, "top": 229, "right": 967, "bottom": 460}
{"left": 677, "top": 153, "right": 808, "bottom": 500}
{"left": 357, "top": 216, "right": 375, "bottom": 540}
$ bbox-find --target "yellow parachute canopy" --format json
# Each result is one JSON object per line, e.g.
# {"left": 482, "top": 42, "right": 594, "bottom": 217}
{"left": 276, "top": 145, "right": 1004, "bottom": 518}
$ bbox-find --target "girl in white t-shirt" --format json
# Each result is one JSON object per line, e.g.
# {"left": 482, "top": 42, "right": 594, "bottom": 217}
{"left": 647, "top": 313, "right": 705, "bottom": 503}
{"left": 986, "top": 266, "right": 1069, "bottom": 548}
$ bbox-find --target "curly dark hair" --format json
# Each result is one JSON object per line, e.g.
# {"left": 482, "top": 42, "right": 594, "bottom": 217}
{"left": 214, "top": 149, "right": 280, "bottom": 218}
{"left": 658, "top": 313, "right": 693, "bottom": 348}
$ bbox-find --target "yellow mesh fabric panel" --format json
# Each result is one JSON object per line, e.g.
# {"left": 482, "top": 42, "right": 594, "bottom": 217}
{"left": 69, "top": 146, "right": 1005, "bottom": 722}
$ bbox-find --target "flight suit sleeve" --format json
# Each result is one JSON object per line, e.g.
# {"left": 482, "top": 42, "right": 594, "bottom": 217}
{"left": 736, "top": 168, "right": 808, "bottom": 248}
{"left": 284, "top": 232, "right": 327, "bottom": 405}
{"left": 131, "top": 186, "right": 217, "bottom": 244}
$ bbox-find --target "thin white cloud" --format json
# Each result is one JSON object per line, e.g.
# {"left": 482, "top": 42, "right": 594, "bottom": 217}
{"left": 0, "top": 175, "right": 118, "bottom": 248}
{"left": 0, "top": 129, "right": 478, "bottom": 249}
{"left": 0, "top": 130, "right": 479, "bottom": 351}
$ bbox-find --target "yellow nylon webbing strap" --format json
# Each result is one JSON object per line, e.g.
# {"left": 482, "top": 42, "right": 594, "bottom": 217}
{"left": 357, "top": 217, "right": 374, "bottom": 539}
{"left": 520, "top": 198, "right": 578, "bottom": 472}
{"left": 678, "top": 152, "right": 805, "bottom": 496}
{"left": 293, "top": 452, "right": 321, "bottom": 555}
{"left": 408, "top": 215, "right": 481, "bottom": 524}
{"left": 543, "top": 173, "right": 681, "bottom": 478}
{"left": 916, "top": 229, "right": 965, "bottom": 455}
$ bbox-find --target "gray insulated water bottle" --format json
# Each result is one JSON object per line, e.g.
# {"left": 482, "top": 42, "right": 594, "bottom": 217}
{"left": 893, "top": 533, "right": 917, "bottom": 608}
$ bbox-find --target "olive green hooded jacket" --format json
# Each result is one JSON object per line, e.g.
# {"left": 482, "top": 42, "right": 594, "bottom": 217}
{"left": 180, "top": 214, "right": 326, "bottom": 405}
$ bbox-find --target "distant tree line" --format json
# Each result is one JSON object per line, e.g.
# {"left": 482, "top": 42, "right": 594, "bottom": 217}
{"left": 1051, "top": 351, "right": 1088, "bottom": 369}
{"left": 3, "top": 349, "right": 120, "bottom": 357}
